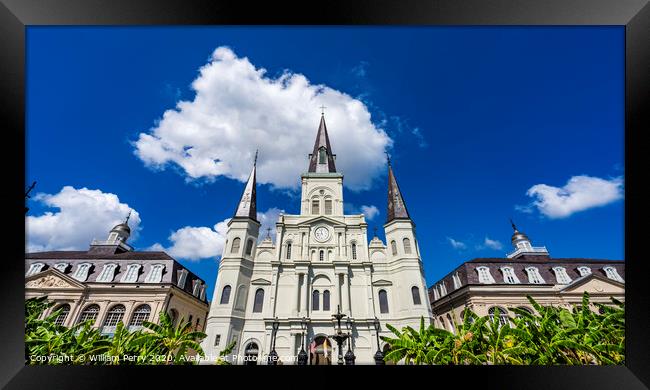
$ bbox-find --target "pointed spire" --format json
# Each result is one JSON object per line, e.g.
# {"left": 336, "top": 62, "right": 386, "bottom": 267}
{"left": 233, "top": 153, "right": 258, "bottom": 221}
{"left": 125, "top": 210, "right": 132, "bottom": 224}
{"left": 307, "top": 114, "right": 337, "bottom": 173}
{"left": 386, "top": 157, "right": 411, "bottom": 223}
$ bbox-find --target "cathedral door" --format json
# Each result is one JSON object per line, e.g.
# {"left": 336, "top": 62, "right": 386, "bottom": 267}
{"left": 309, "top": 336, "right": 332, "bottom": 365}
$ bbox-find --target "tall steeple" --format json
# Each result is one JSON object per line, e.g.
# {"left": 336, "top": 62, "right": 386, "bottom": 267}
{"left": 233, "top": 150, "right": 258, "bottom": 221}
{"left": 307, "top": 114, "right": 337, "bottom": 173}
{"left": 386, "top": 156, "right": 411, "bottom": 222}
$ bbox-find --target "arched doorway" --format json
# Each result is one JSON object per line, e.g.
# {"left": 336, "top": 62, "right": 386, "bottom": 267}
{"left": 309, "top": 335, "right": 332, "bottom": 365}
{"left": 244, "top": 342, "right": 259, "bottom": 365}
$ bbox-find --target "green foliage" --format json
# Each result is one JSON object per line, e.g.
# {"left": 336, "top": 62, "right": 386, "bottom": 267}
{"left": 381, "top": 292, "right": 625, "bottom": 365}
{"left": 25, "top": 296, "right": 207, "bottom": 365}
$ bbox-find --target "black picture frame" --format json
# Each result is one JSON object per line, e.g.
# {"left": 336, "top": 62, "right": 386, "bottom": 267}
{"left": 2, "top": 0, "right": 648, "bottom": 388}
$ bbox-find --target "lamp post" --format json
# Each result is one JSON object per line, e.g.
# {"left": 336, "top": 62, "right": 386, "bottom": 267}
{"left": 268, "top": 317, "right": 280, "bottom": 365}
{"left": 297, "top": 316, "right": 308, "bottom": 365}
{"left": 344, "top": 317, "right": 355, "bottom": 365}
{"left": 330, "top": 305, "right": 350, "bottom": 365}
{"left": 372, "top": 317, "right": 385, "bottom": 365}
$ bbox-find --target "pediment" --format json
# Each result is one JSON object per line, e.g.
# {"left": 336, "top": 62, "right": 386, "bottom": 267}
{"left": 25, "top": 269, "right": 85, "bottom": 290}
{"left": 560, "top": 274, "right": 624, "bottom": 294}
{"left": 298, "top": 215, "right": 347, "bottom": 227}
{"left": 372, "top": 279, "right": 393, "bottom": 286}
{"left": 251, "top": 278, "right": 272, "bottom": 285}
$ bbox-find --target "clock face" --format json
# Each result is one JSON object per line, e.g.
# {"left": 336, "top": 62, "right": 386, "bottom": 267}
{"left": 314, "top": 226, "right": 330, "bottom": 242}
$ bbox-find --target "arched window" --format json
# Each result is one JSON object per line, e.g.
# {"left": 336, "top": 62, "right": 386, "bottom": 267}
{"left": 319, "top": 250, "right": 325, "bottom": 262}
{"left": 447, "top": 313, "right": 455, "bottom": 334}
{"left": 318, "top": 147, "right": 327, "bottom": 164}
{"left": 245, "top": 239, "right": 254, "bottom": 255}
{"left": 351, "top": 243, "right": 357, "bottom": 260}
{"left": 324, "top": 198, "right": 333, "bottom": 215}
{"left": 312, "top": 290, "right": 320, "bottom": 311}
{"left": 603, "top": 266, "right": 624, "bottom": 282}
{"left": 235, "top": 285, "right": 247, "bottom": 310}
{"left": 390, "top": 240, "right": 397, "bottom": 256}
{"left": 231, "top": 237, "right": 241, "bottom": 254}
{"left": 53, "top": 304, "right": 70, "bottom": 326}
{"left": 312, "top": 199, "right": 320, "bottom": 215}
{"left": 577, "top": 266, "right": 592, "bottom": 277}
{"left": 220, "top": 285, "right": 231, "bottom": 304}
{"left": 378, "top": 290, "right": 389, "bottom": 313}
{"left": 54, "top": 263, "right": 69, "bottom": 273}
{"left": 323, "top": 290, "right": 330, "bottom": 311}
{"left": 525, "top": 267, "right": 545, "bottom": 284}
{"left": 488, "top": 306, "right": 509, "bottom": 328}
{"left": 253, "top": 289, "right": 264, "bottom": 313}
{"left": 403, "top": 238, "right": 412, "bottom": 254}
{"left": 78, "top": 304, "right": 100, "bottom": 325}
{"left": 286, "top": 243, "right": 292, "bottom": 259}
{"left": 102, "top": 304, "right": 126, "bottom": 333}
{"left": 411, "top": 286, "right": 421, "bottom": 305}
{"left": 552, "top": 267, "right": 572, "bottom": 285}
{"left": 129, "top": 304, "right": 151, "bottom": 328}
{"left": 244, "top": 342, "right": 259, "bottom": 366}
{"left": 476, "top": 266, "right": 496, "bottom": 284}
{"left": 514, "top": 306, "right": 533, "bottom": 319}
{"left": 500, "top": 267, "right": 520, "bottom": 284}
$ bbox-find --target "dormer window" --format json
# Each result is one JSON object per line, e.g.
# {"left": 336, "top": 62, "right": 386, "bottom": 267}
{"left": 476, "top": 266, "right": 496, "bottom": 284}
{"left": 199, "top": 284, "right": 207, "bottom": 301}
{"left": 177, "top": 269, "right": 189, "bottom": 288}
{"left": 525, "top": 267, "right": 545, "bottom": 284}
{"left": 53, "top": 262, "right": 69, "bottom": 273}
{"left": 145, "top": 264, "right": 165, "bottom": 283}
{"left": 26, "top": 263, "right": 45, "bottom": 277}
{"left": 192, "top": 280, "right": 202, "bottom": 296}
{"left": 603, "top": 266, "right": 624, "bottom": 283}
{"left": 73, "top": 263, "right": 92, "bottom": 282}
{"left": 577, "top": 266, "right": 592, "bottom": 277}
{"left": 120, "top": 264, "right": 141, "bottom": 283}
{"left": 452, "top": 272, "right": 462, "bottom": 289}
{"left": 552, "top": 267, "right": 572, "bottom": 285}
{"left": 96, "top": 263, "right": 118, "bottom": 282}
{"left": 500, "top": 267, "right": 520, "bottom": 284}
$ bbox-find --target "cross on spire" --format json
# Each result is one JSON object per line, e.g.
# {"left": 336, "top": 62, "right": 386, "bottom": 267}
{"left": 385, "top": 151, "right": 391, "bottom": 166}
{"left": 125, "top": 210, "right": 132, "bottom": 224}
{"left": 266, "top": 227, "right": 271, "bottom": 239}
{"left": 254, "top": 149, "right": 259, "bottom": 166}
{"left": 373, "top": 226, "right": 378, "bottom": 237}
{"left": 510, "top": 218, "right": 517, "bottom": 232}
{"left": 319, "top": 105, "right": 327, "bottom": 115}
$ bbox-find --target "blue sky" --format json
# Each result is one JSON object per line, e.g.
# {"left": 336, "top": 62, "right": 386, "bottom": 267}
{"left": 26, "top": 27, "right": 624, "bottom": 299}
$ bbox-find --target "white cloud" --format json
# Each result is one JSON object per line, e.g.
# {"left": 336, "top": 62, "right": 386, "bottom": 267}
{"left": 447, "top": 237, "right": 467, "bottom": 250}
{"left": 26, "top": 186, "right": 141, "bottom": 252}
{"left": 523, "top": 175, "right": 624, "bottom": 219}
{"left": 360, "top": 205, "right": 380, "bottom": 221}
{"left": 149, "top": 207, "right": 284, "bottom": 261}
{"left": 134, "top": 46, "right": 392, "bottom": 191}
{"left": 482, "top": 237, "right": 503, "bottom": 251}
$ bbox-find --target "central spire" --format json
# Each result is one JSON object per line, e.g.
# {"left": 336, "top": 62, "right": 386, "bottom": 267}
{"left": 233, "top": 150, "right": 258, "bottom": 221}
{"left": 307, "top": 114, "right": 337, "bottom": 173}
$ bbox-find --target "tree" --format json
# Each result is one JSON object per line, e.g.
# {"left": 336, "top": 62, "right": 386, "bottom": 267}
{"left": 141, "top": 311, "right": 207, "bottom": 365}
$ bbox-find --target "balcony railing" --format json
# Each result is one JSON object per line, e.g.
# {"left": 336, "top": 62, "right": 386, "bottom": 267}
{"left": 506, "top": 246, "right": 548, "bottom": 259}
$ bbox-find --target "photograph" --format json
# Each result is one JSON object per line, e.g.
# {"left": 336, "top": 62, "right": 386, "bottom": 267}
{"left": 22, "top": 25, "right": 627, "bottom": 367}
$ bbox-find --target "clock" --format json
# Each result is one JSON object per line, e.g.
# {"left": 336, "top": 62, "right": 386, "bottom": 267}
{"left": 314, "top": 226, "right": 330, "bottom": 242}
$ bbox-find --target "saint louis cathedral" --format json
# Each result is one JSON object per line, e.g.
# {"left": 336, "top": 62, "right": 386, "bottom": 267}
{"left": 200, "top": 114, "right": 434, "bottom": 364}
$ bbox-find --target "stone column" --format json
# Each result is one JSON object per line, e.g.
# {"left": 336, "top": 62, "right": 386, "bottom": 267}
{"left": 342, "top": 271, "right": 350, "bottom": 315}
{"left": 302, "top": 272, "right": 309, "bottom": 315}
{"left": 334, "top": 273, "right": 341, "bottom": 313}
{"left": 294, "top": 272, "right": 301, "bottom": 317}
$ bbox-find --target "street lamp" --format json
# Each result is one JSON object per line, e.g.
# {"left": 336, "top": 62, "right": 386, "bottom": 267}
{"left": 297, "top": 316, "right": 308, "bottom": 365}
{"left": 372, "top": 317, "right": 385, "bottom": 365}
{"left": 330, "top": 305, "right": 350, "bottom": 365}
{"left": 268, "top": 317, "right": 280, "bottom": 365}
{"left": 344, "top": 317, "right": 355, "bottom": 365}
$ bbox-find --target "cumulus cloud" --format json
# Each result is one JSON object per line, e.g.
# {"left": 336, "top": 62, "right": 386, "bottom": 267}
{"left": 447, "top": 237, "right": 467, "bottom": 250}
{"left": 360, "top": 205, "right": 380, "bottom": 221}
{"left": 134, "top": 46, "right": 392, "bottom": 191}
{"left": 26, "top": 186, "right": 141, "bottom": 252}
{"left": 482, "top": 237, "right": 503, "bottom": 251}
{"left": 522, "top": 175, "right": 624, "bottom": 219}
{"left": 149, "top": 207, "right": 284, "bottom": 261}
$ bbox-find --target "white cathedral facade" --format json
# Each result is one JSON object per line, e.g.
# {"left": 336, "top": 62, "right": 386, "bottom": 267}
{"left": 201, "top": 115, "right": 434, "bottom": 364}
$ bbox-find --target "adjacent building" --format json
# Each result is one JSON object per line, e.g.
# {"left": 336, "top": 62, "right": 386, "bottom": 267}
{"left": 200, "top": 115, "right": 434, "bottom": 365}
{"left": 428, "top": 222, "right": 625, "bottom": 331}
{"left": 25, "top": 216, "right": 209, "bottom": 335}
